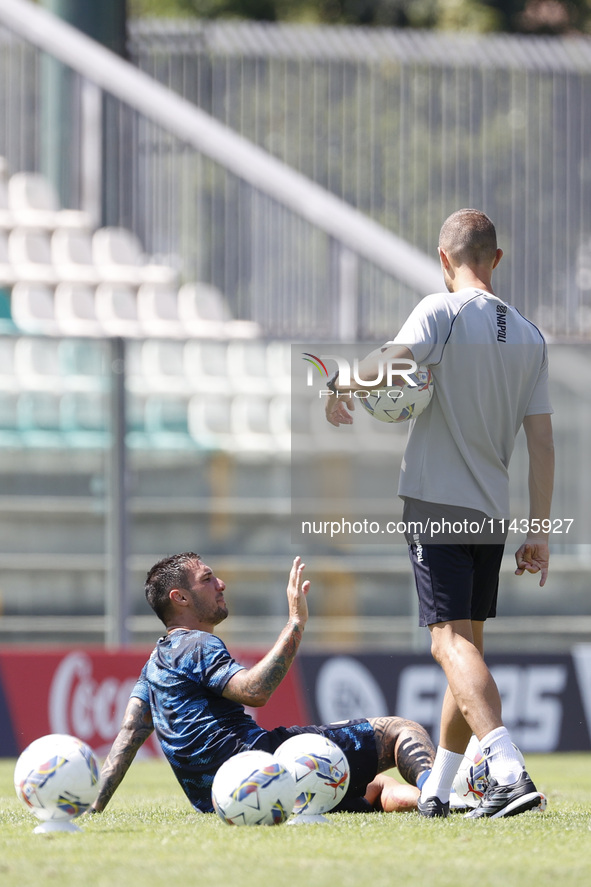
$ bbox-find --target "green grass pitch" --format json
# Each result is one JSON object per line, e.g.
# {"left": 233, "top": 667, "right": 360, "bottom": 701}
{"left": 1, "top": 754, "right": 591, "bottom": 887}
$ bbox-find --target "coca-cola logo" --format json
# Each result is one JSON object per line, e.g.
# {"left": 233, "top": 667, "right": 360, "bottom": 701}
{"left": 49, "top": 651, "right": 137, "bottom": 744}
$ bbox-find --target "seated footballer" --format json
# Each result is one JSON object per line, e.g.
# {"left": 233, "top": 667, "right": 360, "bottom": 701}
{"left": 88, "top": 552, "right": 436, "bottom": 815}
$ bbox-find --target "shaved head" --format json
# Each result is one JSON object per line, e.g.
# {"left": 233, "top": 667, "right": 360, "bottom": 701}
{"left": 439, "top": 209, "right": 498, "bottom": 267}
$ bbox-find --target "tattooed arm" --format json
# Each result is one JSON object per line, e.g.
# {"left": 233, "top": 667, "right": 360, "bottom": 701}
{"left": 88, "top": 696, "right": 154, "bottom": 813}
{"left": 222, "top": 557, "right": 310, "bottom": 707}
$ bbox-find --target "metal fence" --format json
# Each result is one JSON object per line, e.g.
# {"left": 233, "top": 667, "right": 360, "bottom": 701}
{"left": 2, "top": 12, "right": 591, "bottom": 339}
{"left": 128, "top": 22, "right": 591, "bottom": 341}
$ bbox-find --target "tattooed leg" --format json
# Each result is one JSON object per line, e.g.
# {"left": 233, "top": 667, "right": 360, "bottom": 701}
{"left": 368, "top": 717, "right": 435, "bottom": 786}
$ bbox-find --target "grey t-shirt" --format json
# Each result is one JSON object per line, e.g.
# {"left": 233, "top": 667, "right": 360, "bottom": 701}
{"left": 390, "top": 287, "right": 553, "bottom": 520}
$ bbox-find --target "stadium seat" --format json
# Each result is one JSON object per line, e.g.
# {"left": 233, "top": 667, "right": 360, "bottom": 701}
{"left": 12, "top": 336, "right": 64, "bottom": 391}
{"left": 92, "top": 226, "right": 178, "bottom": 287}
{"left": 183, "top": 339, "right": 231, "bottom": 393}
{"left": 53, "top": 282, "right": 104, "bottom": 337}
{"left": 136, "top": 282, "right": 185, "bottom": 338}
{"left": 0, "top": 232, "right": 17, "bottom": 287}
{"left": 231, "top": 393, "right": 275, "bottom": 452}
{"left": 8, "top": 228, "right": 59, "bottom": 286}
{"left": 51, "top": 228, "right": 100, "bottom": 285}
{"left": 265, "top": 340, "right": 292, "bottom": 394}
{"left": 138, "top": 339, "right": 190, "bottom": 394}
{"left": 269, "top": 393, "right": 309, "bottom": 453}
{"left": 226, "top": 339, "right": 272, "bottom": 394}
{"left": 188, "top": 393, "right": 236, "bottom": 451}
{"left": 10, "top": 283, "right": 60, "bottom": 336}
{"left": 59, "top": 339, "right": 108, "bottom": 392}
{"left": 94, "top": 282, "right": 142, "bottom": 337}
{"left": 0, "top": 337, "right": 18, "bottom": 391}
{"left": 8, "top": 172, "right": 92, "bottom": 230}
{"left": 143, "top": 393, "right": 193, "bottom": 448}
{"left": 123, "top": 339, "right": 145, "bottom": 389}
{"left": 0, "top": 177, "right": 15, "bottom": 231}
{"left": 177, "top": 282, "right": 261, "bottom": 339}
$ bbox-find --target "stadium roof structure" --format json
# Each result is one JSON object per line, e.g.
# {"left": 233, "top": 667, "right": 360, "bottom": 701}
{"left": 129, "top": 19, "right": 591, "bottom": 73}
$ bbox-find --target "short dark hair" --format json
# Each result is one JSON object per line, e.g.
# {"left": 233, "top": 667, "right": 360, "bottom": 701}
{"left": 439, "top": 209, "right": 497, "bottom": 266}
{"left": 144, "top": 552, "right": 202, "bottom": 626}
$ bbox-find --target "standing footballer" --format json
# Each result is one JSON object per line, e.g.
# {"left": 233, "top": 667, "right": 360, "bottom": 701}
{"left": 326, "top": 208, "right": 555, "bottom": 819}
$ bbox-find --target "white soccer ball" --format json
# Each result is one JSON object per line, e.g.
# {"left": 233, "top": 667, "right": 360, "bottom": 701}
{"left": 274, "top": 733, "right": 351, "bottom": 815}
{"left": 14, "top": 733, "right": 101, "bottom": 822}
{"left": 359, "top": 365, "right": 433, "bottom": 423}
{"left": 453, "top": 735, "right": 525, "bottom": 808}
{"left": 211, "top": 750, "right": 297, "bottom": 826}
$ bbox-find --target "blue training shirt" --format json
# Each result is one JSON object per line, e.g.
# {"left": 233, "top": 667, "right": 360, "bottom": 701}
{"left": 131, "top": 628, "right": 266, "bottom": 811}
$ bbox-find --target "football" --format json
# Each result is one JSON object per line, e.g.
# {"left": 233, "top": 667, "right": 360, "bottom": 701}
{"left": 358, "top": 365, "right": 433, "bottom": 423}
{"left": 453, "top": 735, "right": 525, "bottom": 808}
{"left": 211, "top": 750, "right": 297, "bottom": 826}
{"left": 14, "top": 733, "right": 100, "bottom": 828}
{"left": 274, "top": 733, "right": 351, "bottom": 815}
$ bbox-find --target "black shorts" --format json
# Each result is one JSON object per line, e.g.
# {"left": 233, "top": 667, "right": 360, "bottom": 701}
{"left": 408, "top": 541, "right": 505, "bottom": 627}
{"left": 254, "top": 718, "right": 378, "bottom": 802}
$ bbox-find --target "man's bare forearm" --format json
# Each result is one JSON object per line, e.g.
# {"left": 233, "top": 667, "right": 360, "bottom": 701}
{"left": 223, "top": 556, "right": 309, "bottom": 708}
{"left": 223, "top": 620, "right": 304, "bottom": 707}
{"left": 524, "top": 413, "right": 554, "bottom": 531}
{"left": 89, "top": 697, "right": 154, "bottom": 813}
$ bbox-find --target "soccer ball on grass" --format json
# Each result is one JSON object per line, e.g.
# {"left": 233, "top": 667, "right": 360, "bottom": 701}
{"left": 211, "top": 750, "right": 297, "bottom": 826}
{"left": 14, "top": 733, "right": 101, "bottom": 833}
{"left": 274, "top": 733, "right": 351, "bottom": 816}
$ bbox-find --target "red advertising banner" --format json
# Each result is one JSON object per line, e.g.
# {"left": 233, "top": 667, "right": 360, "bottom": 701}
{"left": 3, "top": 646, "right": 590, "bottom": 759}
{"left": 0, "top": 647, "right": 311, "bottom": 759}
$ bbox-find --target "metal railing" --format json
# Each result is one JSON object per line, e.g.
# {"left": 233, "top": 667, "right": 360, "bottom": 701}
{"left": 0, "top": 0, "right": 442, "bottom": 342}
{"left": 126, "top": 20, "right": 591, "bottom": 341}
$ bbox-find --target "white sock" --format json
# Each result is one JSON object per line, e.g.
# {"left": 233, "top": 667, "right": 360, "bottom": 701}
{"left": 479, "top": 727, "right": 524, "bottom": 786}
{"left": 419, "top": 746, "right": 465, "bottom": 804}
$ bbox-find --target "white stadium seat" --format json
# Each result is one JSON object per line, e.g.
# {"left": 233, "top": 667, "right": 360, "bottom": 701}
{"left": 8, "top": 228, "right": 59, "bottom": 286}
{"left": 177, "top": 282, "right": 260, "bottom": 339}
{"left": 0, "top": 232, "right": 17, "bottom": 287}
{"left": 0, "top": 178, "right": 15, "bottom": 231}
{"left": 226, "top": 339, "right": 272, "bottom": 394}
{"left": 92, "top": 226, "right": 178, "bottom": 287}
{"left": 10, "top": 283, "right": 60, "bottom": 336}
{"left": 0, "top": 337, "right": 18, "bottom": 391}
{"left": 136, "top": 282, "right": 185, "bottom": 338}
{"left": 53, "top": 282, "right": 104, "bottom": 337}
{"left": 137, "top": 339, "right": 190, "bottom": 394}
{"left": 59, "top": 339, "right": 107, "bottom": 392}
{"left": 230, "top": 393, "right": 275, "bottom": 452}
{"left": 183, "top": 339, "right": 231, "bottom": 393}
{"left": 12, "top": 336, "right": 63, "bottom": 389}
{"left": 8, "top": 172, "right": 92, "bottom": 231}
{"left": 94, "top": 282, "right": 142, "bottom": 337}
{"left": 51, "top": 228, "right": 100, "bottom": 285}
{"left": 188, "top": 393, "right": 236, "bottom": 451}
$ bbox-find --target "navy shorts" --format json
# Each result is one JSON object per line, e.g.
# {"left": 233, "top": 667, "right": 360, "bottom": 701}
{"left": 408, "top": 542, "right": 505, "bottom": 627}
{"left": 254, "top": 718, "right": 378, "bottom": 802}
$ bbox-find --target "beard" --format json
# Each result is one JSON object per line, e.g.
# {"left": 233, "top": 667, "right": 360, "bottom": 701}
{"left": 214, "top": 604, "right": 229, "bottom": 624}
